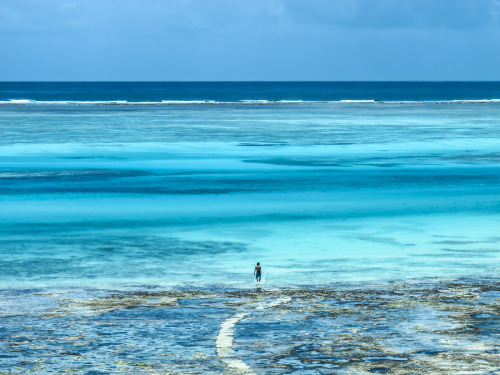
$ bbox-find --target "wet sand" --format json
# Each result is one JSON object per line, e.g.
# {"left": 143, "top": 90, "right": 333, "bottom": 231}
{"left": 1, "top": 279, "right": 498, "bottom": 374}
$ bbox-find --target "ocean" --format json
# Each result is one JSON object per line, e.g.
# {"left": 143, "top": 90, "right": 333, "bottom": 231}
{"left": 1, "top": 82, "right": 499, "bottom": 373}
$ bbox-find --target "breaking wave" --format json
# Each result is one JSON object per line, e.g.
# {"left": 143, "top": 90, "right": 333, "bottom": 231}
{"left": 1, "top": 99, "right": 500, "bottom": 106}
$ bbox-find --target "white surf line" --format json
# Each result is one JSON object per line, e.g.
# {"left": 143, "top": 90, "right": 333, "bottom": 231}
{"left": 216, "top": 295, "right": 292, "bottom": 373}
{"left": 215, "top": 312, "right": 254, "bottom": 373}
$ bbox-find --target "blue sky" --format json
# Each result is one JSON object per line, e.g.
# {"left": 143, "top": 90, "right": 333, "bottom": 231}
{"left": 1, "top": 0, "right": 500, "bottom": 81}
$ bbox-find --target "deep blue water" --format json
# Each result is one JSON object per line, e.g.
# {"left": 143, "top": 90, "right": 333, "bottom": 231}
{"left": 1, "top": 81, "right": 500, "bottom": 102}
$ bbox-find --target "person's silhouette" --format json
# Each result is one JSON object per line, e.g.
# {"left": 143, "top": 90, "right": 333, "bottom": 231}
{"left": 254, "top": 262, "right": 262, "bottom": 282}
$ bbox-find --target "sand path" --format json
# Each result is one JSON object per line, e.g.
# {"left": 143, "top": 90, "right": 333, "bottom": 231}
{"left": 215, "top": 295, "right": 292, "bottom": 373}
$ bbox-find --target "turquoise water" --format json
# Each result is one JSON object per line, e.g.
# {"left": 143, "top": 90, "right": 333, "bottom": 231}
{"left": 1, "top": 93, "right": 499, "bottom": 289}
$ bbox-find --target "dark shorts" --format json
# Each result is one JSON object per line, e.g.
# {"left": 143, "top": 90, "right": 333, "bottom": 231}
{"left": 255, "top": 273, "right": 261, "bottom": 279}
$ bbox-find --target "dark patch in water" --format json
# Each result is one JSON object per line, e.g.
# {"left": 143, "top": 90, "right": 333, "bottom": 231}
{"left": 57, "top": 156, "right": 126, "bottom": 160}
{"left": 362, "top": 356, "right": 408, "bottom": 362}
{"left": 366, "top": 163, "right": 401, "bottom": 168}
{"left": 434, "top": 239, "right": 499, "bottom": 245}
{"left": 370, "top": 367, "right": 390, "bottom": 373}
{"left": 0, "top": 169, "right": 151, "bottom": 180}
{"left": 353, "top": 234, "right": 414, "bottom": 247}
{"left": 0, "top": 235, "right": 248, "bottom": 279}
{"left": 443, "top": 153, "right": 500, "bottom": 162}
{"left": 243, "top": 158, "right": 344, "bottom": 167}
{"left": 441, "top": 248, "right": 499, "bottom": 254}
{"left": 414, "top": 350, "right": 442, "bottom": 356}
{"left": 238, "top": 142, "right": 288, "bottom": 147}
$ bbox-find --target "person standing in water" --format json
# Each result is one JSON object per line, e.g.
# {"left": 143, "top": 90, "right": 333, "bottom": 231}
{"left": 254, "top": 262, "right": 262, "bottom": 282}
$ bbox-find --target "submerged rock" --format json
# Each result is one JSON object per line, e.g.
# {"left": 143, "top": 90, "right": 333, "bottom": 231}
{"left": 0, "top": 280, "right": 498, "bottom": 374}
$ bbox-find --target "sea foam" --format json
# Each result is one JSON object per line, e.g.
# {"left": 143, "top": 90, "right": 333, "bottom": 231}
{"left": 1, "top": 98, "right": 500, "bottom": 106}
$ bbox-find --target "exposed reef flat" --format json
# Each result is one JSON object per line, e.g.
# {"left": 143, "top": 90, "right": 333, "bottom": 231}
{"left": 1, "top": 280, "right": 498, "bottom": 374}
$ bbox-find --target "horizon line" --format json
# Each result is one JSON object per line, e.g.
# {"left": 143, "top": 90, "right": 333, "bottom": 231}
{"left": 2, "top": 80, "right": 500, "bottom": 83}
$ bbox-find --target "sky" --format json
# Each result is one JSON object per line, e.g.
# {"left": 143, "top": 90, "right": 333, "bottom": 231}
{"left": 1, "top": 0, "right": 500, "bottom": 81}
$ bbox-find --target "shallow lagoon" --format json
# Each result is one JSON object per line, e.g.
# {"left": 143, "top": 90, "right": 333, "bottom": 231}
{"left": 1, "top": 136, "right": 499, "bottom": 288}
